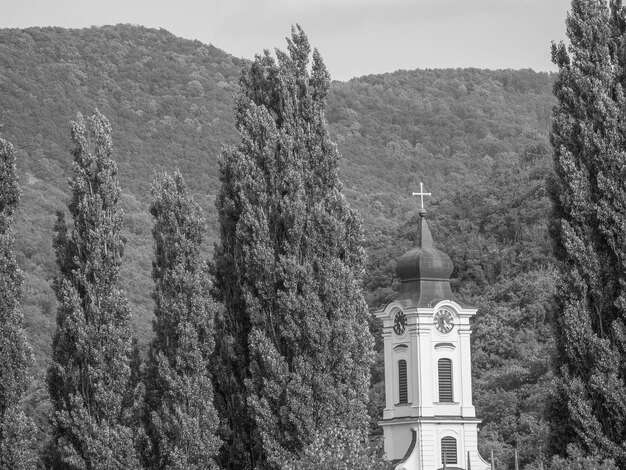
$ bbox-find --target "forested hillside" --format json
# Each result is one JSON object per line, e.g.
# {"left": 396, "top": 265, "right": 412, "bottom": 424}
{"left": 0, "top": 24, "right": 243, "bottom": 360}
{"left": 0, "top": 24, "right": 555, "bottom": 467}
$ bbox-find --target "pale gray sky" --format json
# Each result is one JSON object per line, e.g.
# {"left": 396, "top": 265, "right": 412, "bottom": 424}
{"left": 1, "top": 0, "right": 571, "bottom": 81}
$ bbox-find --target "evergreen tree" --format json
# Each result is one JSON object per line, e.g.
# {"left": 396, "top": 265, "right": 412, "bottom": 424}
{"left": 548, "top": 0, "right": 626, "bottom": 465}
{"left": 212, "top": 26, "right": 373, "bottom": 469}
{"left": 46, "top": 111, "right": 140, "bottom": 469}
{"left": 142, "top": 171, "right": 221, "bottom": 469}
{"left": 0, "top": 134, "right": 37, "bottom": 469}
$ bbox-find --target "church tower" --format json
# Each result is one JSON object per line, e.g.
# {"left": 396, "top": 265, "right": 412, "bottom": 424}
{"left": 375, "top": 190, "right": 489, "bottom": 470}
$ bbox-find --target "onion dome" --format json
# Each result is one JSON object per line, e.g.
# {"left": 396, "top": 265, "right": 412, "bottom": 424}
{"left": 394, "top": 208, "right": 468, "bottom": 308}
{"left": 396, "top": 208, "right": 453, "bottom": 282}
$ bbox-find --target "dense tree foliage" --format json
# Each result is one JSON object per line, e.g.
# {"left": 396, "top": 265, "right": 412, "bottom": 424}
{"left": 0, "top": 134, "right": 37, "bottom": 469}
{"left": 212, "top": 27, "right": 373, "bottom": 469}
{"left": 549, "top": 445, "right": 617, "bottom": 470}
{"left": 548, "top": 0, "right": 626, "bottom": 465}
{"left": 142, "top": 171, "right": 220, "bottom": 469}
{"left": 280, "top": 425, "right": 385, "bottom": 470}
{"left": 46, "top": 111, "right": 140, "bottom": 468}
{"left": 328, "top": 67, "right": 553, "bottom": 233}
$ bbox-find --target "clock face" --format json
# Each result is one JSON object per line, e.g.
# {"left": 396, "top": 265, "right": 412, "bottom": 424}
{"left": 393, "top": 310, "right": 407, "bottom": 336}
{"left": 434, "top": 307, "right": 454, "bottom": 334}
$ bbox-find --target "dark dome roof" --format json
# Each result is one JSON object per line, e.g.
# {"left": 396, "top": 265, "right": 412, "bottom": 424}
{"left": 390, "top": 207, "right": 471, "bottom": 309}
{"left": 395, "top": 209, "right": 453, "bottom": 282}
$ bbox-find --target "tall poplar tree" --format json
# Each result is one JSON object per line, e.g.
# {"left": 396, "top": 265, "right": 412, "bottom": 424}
{"left": 142, "top": 171, "right": 221, "bottom": 469}
{"left": 549, "top": 0, "right": 626, "bottom": 464}
{"left": 0, "top": 134, "right": 37, "bottom": 469}
{"left": 212, "top": 26, "right": 373, "bottom": 469}
{"left": 46, "top": 111, "right": 140, "bottom": 468}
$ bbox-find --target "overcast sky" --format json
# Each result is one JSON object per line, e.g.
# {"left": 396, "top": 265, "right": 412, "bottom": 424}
{"left": 2, "top": 0, "right": 571, "bottom": 82}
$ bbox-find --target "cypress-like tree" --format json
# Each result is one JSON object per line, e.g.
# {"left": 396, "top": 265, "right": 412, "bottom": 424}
{"left": 0, "top": 134, "right": 37, "bottom": 469}
{"left": 142, "top": 171, "right": 221, "bottom": 469}
{"left": 212, "top": 26, "right": 373, "bottom": 469}
{"left": 549, "top": 0, "right": 626, "bottom": 465}
{"left": 46, "top": 111, "right": 140, "bottom": 468}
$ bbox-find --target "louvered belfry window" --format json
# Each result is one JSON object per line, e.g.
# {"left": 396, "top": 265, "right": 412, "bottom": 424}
{"left": 398, "top": 359, "right": 408, "bottom": 404}
{"left": 438, "top": 358, "right": 453, "bottom": 402}
{"left": 441, "top": 436, "right": 458, "bottom": 465}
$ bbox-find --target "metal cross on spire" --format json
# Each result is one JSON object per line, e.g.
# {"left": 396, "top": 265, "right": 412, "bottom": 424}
{"left": 412, "top": 182, "right": 432, "bottom": 210}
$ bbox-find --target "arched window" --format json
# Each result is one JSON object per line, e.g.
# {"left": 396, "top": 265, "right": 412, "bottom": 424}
{"left": 398, "top": 359, "right": 408, "bottom": 404}
{"left": 441, "top": 436, "right": 457, "bottom": 465}
{"left": 438, "top": 358, "right": 453, "bottom": 402}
